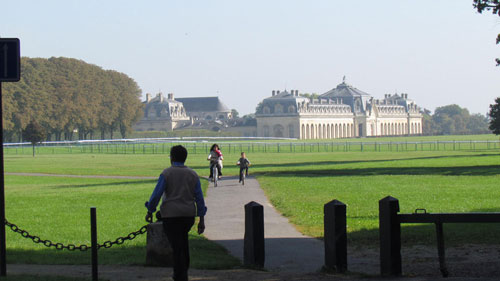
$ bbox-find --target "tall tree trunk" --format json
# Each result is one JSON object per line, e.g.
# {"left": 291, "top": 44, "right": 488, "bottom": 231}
{"left": 32, "top": 143, "right": 35, "bottom": 157}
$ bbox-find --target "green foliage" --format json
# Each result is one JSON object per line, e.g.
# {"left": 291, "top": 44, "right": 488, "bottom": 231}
{"left": 473, "top": 0, "right": 500, "bottom": 65}
{"left": 22, "top": 120, "right": 46, "bottom": 145}
{"left": 488, "top": 97, "right": 500, "bottom": 135}
{"left": 2, "top": 57, "right": 143, "bottom": 141}
{"left": 299, "top": 93, "right": 320, "bottom": 99}
{"left": 231, "top": 108, "right": 239, "bottom": 118}
{"left": 424, "top": 104, "right": 489, "bottom": 135}
{"left": 22, "top": 120, "right": 47, "bottom": 157}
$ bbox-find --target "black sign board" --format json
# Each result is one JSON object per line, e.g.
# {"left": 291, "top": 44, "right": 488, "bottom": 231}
{"left": 0, "top": 38, "right": 20, "bottom": 82}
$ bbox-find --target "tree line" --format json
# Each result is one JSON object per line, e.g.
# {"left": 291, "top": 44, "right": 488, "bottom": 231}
{"left": 422, "top": 104, "right": 490, "bottom": 135}
{"left": 2, "top": 57, "right": 143, "bottom": 142}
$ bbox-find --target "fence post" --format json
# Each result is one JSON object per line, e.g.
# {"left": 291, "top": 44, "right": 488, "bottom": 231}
{"left": 324, "top": 200, "right": 347, "bottom": 272}
{"left": 90, "top": 207, "right": 98, "bottom": 281}
{"left": 244, "top": 201, "right": 265, "bottom": 268}
{"left": 379, "top": 196, "right": 401, "bottom": 276}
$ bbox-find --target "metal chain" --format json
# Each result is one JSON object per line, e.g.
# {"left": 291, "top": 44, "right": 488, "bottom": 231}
{"left": 5, "top": 219, "right": 147, "bottom": 251}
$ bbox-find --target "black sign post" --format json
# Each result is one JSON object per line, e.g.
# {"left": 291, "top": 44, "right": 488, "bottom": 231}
{"left": 0, "top": 37, "right": 21, "bottom": 276}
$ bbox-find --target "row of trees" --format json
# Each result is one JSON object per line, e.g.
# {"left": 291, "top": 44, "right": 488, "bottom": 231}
{"left": 422, "top": 104, "right": 490, "bottom": 135}
{"left": 2, "top": 57, "right": 143, "bottom": 142}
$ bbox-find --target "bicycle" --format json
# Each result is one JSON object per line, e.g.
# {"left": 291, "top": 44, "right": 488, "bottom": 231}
{"left": 240, "top": 168, "right": 245, "bottom": 186}
{"left": 212, "top": 163, "right": 218, "bottom": 187}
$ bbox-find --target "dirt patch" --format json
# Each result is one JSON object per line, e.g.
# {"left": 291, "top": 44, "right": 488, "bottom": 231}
{"left": 7, "top": 244, "right": 500, "bottom": 280}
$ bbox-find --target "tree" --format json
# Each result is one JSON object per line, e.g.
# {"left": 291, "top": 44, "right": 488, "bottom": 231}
{"left": 474, "top": 0, "right": 500, "bottom": 65}
{"left": 231, "top": 109, "right": 239, "bottom": 119}
{"left": 488, "top": 97, "right": 500, "bottom": 135}
{"left": 2, "top": 57, "right": 143, "bottom": 141}
{"left": 22, "top": 120, "right": 46, "bottom": 157}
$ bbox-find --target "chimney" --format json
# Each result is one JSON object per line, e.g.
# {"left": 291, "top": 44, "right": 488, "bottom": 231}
{"left": 168, "top": 93, "right": 174, "bottom": 100}
{"left": 295, "top": 90, "right": 299, "bottom": 97}
{"left": 272, "top": 90, "right": 275, "bottom": 96}
{"left": 277, "top": 90, "right": 280, "bottom": 94}
{"left": 158, "top": 92, "right": 164, "bottom": 102}
{"left": 146, "top": 93, "right": 152, "bottom": 103}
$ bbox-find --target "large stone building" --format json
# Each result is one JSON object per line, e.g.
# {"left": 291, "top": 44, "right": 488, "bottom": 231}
{"left": 133, "top": 92, "right": 191, "bottom": 131}
{"left": 255, "top": 79, "right": 423, "bottom": 139}
{"left": 133, "top": 93, "right": 233, "bottom": 132}
{"left": 175, "top": 97, "right": 232, "bottom": 121}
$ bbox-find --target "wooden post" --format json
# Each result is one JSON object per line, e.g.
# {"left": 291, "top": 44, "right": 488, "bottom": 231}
{"left": 379, "top": 196, "right": 401, "bottom": 276}
{"left": 324, "top": 199, "right": 347, "bottom": 272}
{"left": 91, "top": 207, "right": 98, "bottom": 281}
{"left": 244, "top": 201, "right": 265, "bottom": 268}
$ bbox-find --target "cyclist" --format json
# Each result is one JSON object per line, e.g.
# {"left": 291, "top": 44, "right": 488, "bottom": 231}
{"left": 236, "top": 152, "right": 251, "bottom": 183}
{"left": 207, "top": 144, "right": 223, "bottom": 179}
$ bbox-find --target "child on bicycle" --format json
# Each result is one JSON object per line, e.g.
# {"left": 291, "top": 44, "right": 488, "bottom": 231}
{"left": 236, "top": 152, "right": 251, "bottom": 183}
{"left": 208, "top": 144, "right": 223, "bottom": 179}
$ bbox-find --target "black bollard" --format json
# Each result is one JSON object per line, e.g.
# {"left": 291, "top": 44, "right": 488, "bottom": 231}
{"left": 324, "top": 199, "right": 347, "bottom": 272}
{"left": 91, "top": 207, "right": 98, "bottom": 281}
{"left": 244, "top": 201, "right": 265, "bottom": 268}
{"left": 379, "top": 196, "right": 401, "bottom": 276}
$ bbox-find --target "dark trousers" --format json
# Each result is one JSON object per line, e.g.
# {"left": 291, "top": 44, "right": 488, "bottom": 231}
{"left": 239, "top": 167, "right": 248, "bottom": 181}
{"left": 209, "top": 162, "right": 222, "bottom": 178}
{"left": 162, "top": 217, "right": 195, "bottom": 281}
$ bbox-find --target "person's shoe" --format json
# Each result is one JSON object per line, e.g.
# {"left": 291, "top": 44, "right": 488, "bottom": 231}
{"left": 218, "top": 176, "right": 222, "bottom": 179}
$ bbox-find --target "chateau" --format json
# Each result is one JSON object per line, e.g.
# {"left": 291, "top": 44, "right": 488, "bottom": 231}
{"left": 133, "top": 92, "right": 232, "bottom": 132}
{"left": 133, "top": 79, "right": 423, "bottom": 139}
{"left": 255, "top": 79, "right": 422, "bottom": 139}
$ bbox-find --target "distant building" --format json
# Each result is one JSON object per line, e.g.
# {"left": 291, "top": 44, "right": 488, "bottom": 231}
{"left": 133, "top": 94, "right": 233, "bottom": 132}
{"left": 255, "top": 79, "right": 423, "bottom": 139}
{"left": 133, "top": 92, "right": 191, "bottom": 131}
{"left": 175, "top": 97, "right": 232, "bottom": 121}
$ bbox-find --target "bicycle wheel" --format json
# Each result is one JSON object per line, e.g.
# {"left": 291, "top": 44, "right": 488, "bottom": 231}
{"left": 213, "top": 165, "right": 218, "bottom": 187}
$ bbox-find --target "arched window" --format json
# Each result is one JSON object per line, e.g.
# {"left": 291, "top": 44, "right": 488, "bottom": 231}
{"left": 288, "top": 124, "right": 294, "bottom": 138}
{"left": 263, "top": 125, "right": 270, "bottom": 137}
{"left": 273, "top": 125, "right": 284, "bottom": 137}
{"left": 263, "top": 106, "right": 271, "bottom": 114}
{"left": 301, "top": 124, "right": 305, "bottom": 139}
{"left": 275, "top": 104, "right": 283, "bottom": 114}
{"left": 288, "top": 105, "right": 296, "bottom": 113}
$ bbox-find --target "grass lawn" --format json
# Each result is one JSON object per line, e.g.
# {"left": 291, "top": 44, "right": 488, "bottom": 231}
{"left": 4, "top": 175, "right": 239, "bottom": 269}
{"left": 252, "top": 150, "right": 500, "bottom": 246}
{"left": 4, "top": 136, "right": 500, "bottom": 265}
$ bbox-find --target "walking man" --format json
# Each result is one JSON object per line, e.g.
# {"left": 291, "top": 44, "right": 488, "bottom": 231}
{"left": 145, "top": 145, "right": 207, "bottom": 281}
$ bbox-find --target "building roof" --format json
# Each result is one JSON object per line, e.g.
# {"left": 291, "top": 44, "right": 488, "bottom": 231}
{"left": 175, "top": 97, "right": 231, "bottom": 113}
{"left": 321, "top": 81, "right": 371, "bottom": 99}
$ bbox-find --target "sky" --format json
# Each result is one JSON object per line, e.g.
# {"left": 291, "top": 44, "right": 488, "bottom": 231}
{"left": 1, "top": 0, "right": 499, "bottom": 115}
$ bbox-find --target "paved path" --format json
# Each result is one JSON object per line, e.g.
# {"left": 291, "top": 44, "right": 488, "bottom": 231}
{"left": 203, "top": 175, "right": 325, "bottom": 273}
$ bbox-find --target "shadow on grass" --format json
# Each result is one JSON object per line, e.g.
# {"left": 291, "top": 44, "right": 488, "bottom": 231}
{"left": 347, "top": 218, "right": 500, "bottom": 247}
{"left": 6, "top": 235, "right": 239, "bottom": 270}
{"left": 252, "top": 164, "right": 500, "bottom": 177}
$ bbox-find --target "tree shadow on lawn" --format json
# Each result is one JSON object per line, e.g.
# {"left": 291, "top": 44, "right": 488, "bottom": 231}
{"left": 6, "top": 237, "right": 238, "bottom": 269}
{"left": 348, "top": 222, "right": 500, "bottom": 247}
{"left": 49, "top": 179, "right": 156, "bottom": 189}
{"left": 252, "top": 164, "right": 500, "bottom": 177}
{"left": 189, "top": 153, "right": 496, "bottom": 171}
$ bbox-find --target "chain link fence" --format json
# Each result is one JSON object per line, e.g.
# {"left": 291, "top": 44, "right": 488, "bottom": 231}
{"left": 5, "top": 219, "right": 147, "bottom": 251}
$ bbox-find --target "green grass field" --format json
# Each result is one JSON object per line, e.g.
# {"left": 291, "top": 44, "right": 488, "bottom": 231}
{"left": 4, "top": 135, "right": 500, "bottom": 267}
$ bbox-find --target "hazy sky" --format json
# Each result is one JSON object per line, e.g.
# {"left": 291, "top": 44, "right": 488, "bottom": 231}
{"left": 1, "top": 0, "right": 499, "bottom": 115}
